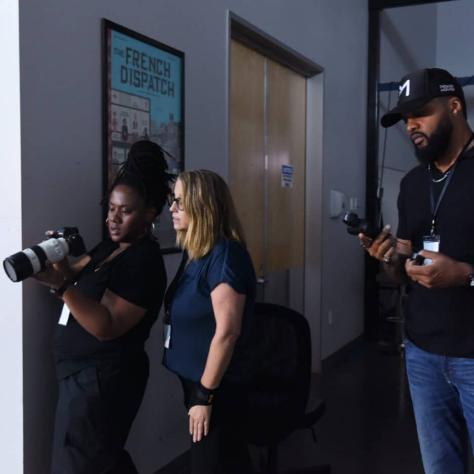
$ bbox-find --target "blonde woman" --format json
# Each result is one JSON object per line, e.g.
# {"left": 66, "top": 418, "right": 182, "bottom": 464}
{"left": 163, "top": 170, "right": 256, "bottom": 474}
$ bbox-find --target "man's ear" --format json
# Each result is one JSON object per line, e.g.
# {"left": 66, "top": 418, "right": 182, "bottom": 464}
{"left": 449, "top": 97, "right": 463, "bottom": 117}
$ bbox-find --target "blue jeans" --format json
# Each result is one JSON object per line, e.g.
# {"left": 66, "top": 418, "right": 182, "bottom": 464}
{"left": 405, "top": 338, "right": 474, "bottom": 474}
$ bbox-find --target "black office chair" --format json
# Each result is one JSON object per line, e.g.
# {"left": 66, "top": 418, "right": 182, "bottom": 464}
{"left": 246, "top": 302, "right": 331, "bottom": 474}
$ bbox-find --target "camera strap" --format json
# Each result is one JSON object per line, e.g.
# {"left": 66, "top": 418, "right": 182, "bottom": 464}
{"left": 163, "top": 250, "right": 188, "bottom": 349}
{"left": 428, "top": 132, "right": 474, "bottom": 236}
{"left": 163, "top": 250, "right": 188, "bottom": 326}
{"left": 57, "top": 240, "right": 116, "bottom": 327}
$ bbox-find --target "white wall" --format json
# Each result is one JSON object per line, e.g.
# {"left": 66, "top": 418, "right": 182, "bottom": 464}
{"left": 18, "top": 0, "right": 369, "bottom": 471}
{"left": 0, "top": 1, "right": 23, "bottom": 473}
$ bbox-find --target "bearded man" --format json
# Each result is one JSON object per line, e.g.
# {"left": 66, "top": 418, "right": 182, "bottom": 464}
{"left": 360, "top": 68, "right": 474, "bottom": 474}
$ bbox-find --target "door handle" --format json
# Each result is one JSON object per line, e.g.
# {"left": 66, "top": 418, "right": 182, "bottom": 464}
{"left": 257, "top": 277, "right": 268, "bottom": 285}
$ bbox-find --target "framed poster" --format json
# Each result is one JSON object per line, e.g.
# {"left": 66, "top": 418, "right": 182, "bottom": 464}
{"left": 102, "top": 19, "right": 184, "bottom": 252}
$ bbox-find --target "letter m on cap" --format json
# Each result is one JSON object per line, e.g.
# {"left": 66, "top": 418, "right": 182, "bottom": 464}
{"left": 399, "top": 79, "right": 410, "bottom": 97}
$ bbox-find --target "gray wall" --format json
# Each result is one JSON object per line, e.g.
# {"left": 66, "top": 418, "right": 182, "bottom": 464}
{"left": 378, "top": 0, "right": 474, "bottom": 238}
{"left": 436, "top": 0, "right": 474, "bottom": 125}
{"left": 19, "top": 0, "right": 368, "bottom": 472}
{"left": 378, "top": 4, "right": 437, "bottom": 231}
{"left": 317, "top": 1, "right": 368, "bottom": 359}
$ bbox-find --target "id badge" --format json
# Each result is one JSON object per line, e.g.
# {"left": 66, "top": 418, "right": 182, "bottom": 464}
{"left": 423, "top": 234, "right": 440, "bottom": 265}
{"left": 57, "top": 281, "right": 77, "bottom": 326}
{"left": 58, "top": 304, "right": 70, "bottom": 326}
{"left": 164, "top": 324, "right": 172, "bottom": 349}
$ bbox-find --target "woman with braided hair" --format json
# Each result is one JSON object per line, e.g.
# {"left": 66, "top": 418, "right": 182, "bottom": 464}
{"left": 33, "top": 140, "right": 171, "bottom": 473}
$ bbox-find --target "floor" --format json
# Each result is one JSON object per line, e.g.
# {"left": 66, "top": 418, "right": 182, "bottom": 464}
{"left": 271, "top": 342, "right": 423, "bottom": 473}
{"left": 157, "top": 340, "right": 474, "bottom": 473}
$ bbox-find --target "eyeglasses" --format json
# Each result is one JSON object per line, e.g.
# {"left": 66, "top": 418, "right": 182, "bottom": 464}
{"left": 167, "top": 195, "right": 184, "bottom": 211}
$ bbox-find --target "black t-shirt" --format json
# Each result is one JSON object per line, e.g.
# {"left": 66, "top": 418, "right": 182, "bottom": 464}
{"left": 54, "top": 236, "right": 166, "bottom": 375}
{"left": 397, "top": 148, "right": 474, "bottom": 356}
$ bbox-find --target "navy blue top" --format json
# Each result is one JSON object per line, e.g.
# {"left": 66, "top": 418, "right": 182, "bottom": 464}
{"left": 163, "top": 239, "right": 256, "bottom": 383}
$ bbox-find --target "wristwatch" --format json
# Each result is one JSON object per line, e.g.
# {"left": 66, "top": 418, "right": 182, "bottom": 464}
{"left": 468, "top": 272, "right": 474, "bottom": 287}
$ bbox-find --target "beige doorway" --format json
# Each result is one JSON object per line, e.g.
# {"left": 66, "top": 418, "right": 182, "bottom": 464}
{"left": 230, "top": 39, "right": 306, "bottom": 312}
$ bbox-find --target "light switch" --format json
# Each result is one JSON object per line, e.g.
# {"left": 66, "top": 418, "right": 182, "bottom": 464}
{"left": 329, "top": 190, "right": 346, "bottom": 218}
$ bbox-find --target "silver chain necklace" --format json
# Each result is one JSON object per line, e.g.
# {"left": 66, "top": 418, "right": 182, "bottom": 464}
{"left": 428, "top": 163, "right": 452, "bottom": 183}
{"left": 428, "top": 134, "right": 474, "bottom": 183}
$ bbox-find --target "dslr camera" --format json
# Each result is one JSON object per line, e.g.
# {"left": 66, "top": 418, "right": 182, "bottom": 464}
{"left": 342, "top": 212, "right": 380, "bottom": 239}
{"left": 3, "top": 227, "right": 86, "bottom": 282}
{"left": 342, "top": 212, "right": 425, "bottom": 265}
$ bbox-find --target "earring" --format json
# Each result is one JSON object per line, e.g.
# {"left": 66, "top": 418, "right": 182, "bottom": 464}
{"left": 105, "top": 218, "right": 109, "bottom": 224}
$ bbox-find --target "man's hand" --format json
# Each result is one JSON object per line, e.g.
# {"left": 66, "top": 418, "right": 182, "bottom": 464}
{"left": 358, "top": 225, "right": 395, "bottom": 263}
{"left": 359, "top": 226, "right": 413, "bottom": 284}
{"left": 405, "top": 250, "right": 472, "bottom": 289}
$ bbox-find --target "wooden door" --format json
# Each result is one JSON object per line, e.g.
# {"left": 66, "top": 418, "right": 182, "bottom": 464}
{"left": 267, "top": 58, "right": 306, "bottom": 272}
{"left": 229, "top": 39, "right": 306, "bottom": 311}
{"left": 229, "top": 40, "right": 265, "bottom": 276}
{"left": 265, "top": 58, "right": 306, "bottom": 311}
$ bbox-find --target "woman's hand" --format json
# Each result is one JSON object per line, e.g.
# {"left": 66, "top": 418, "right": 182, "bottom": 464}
{"left": 31, "top": 261, "right": 67, "bottom": 289}
{"left": 188, "top": 405, "right": 212, "bottom": 443}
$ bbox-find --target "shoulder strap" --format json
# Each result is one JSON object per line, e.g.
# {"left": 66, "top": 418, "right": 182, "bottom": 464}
{"left": 88, "top": 239, "right": 118, "bottom": 266}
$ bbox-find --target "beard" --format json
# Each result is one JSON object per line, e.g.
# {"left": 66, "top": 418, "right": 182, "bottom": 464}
{"left": 413, "top": 115, "right": 453, "bottom": 165}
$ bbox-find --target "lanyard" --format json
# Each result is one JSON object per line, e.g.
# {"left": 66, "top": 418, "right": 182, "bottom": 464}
{"left": 428, "top": 133, "right": 474, "bottom": 235}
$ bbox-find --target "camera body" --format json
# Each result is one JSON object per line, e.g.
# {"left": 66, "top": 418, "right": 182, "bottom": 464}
{"left": 411, "top": 252, "right": 426, "bottom": 266}
{"left": 343, "top": 212, "right": 427, "bottom": 265}
{"left": 342, "top": 212, "right": 381, "bottom": 239}
{"left": 3, "top": 227, "right": 86, "bottom": 282}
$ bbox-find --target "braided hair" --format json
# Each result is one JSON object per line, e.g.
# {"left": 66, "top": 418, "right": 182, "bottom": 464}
{"left": 110, "top": 140, "right": 172, "bottom": 215}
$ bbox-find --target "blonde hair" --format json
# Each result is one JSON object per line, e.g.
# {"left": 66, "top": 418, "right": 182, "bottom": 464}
{"left": 175, "top": 170, "right": 245, "bottom": 259}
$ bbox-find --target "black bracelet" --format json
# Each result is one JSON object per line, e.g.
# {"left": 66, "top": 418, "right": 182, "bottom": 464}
{"left": 189, "top": 382, "right": 217, "bottom": 407}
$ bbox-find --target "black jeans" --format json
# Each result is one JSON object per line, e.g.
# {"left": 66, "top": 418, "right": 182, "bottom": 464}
{"left": 180, "top": 377, "right": 253, "bottom": 474}
{"left": 51, "top": 354, "right": 149, "bottom": 474}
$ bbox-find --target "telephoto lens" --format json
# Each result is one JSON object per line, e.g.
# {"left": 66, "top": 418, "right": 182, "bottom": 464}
{"left": 3, "top": 227, "right": 86, "bottom": 282}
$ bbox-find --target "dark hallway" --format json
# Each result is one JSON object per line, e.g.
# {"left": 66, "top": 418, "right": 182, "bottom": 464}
{"left": 157, "top": 341, "right": 474, "bottom": 474}
{"left": 276, "top": 342, "right": 423, "bottom": 473}
{"left": 276, "top": 341, "right": 474, "bottom": 474}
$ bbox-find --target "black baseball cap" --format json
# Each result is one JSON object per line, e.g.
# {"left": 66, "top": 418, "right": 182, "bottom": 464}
{"left": 381, "top": 68, "right": 466, "bottom": 128}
